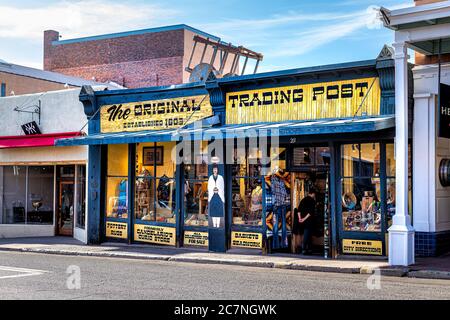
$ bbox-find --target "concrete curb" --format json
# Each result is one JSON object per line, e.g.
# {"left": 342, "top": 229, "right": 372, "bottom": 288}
{"left": 2, "top": 247, "right": 449, "bottom": 280}
{"left": 408, "top": 270, "right": 450, "bottom": 280}
{"left": 0, "top": 247, "right": 171, "bottom": 261}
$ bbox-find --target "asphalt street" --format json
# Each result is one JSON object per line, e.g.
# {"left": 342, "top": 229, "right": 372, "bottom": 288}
{"left": 0, "top": 251, "right": 449, "bottom": 300}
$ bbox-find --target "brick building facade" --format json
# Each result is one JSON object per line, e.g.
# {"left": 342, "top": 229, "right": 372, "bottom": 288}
{"left": 44, "top": 25, "right": 225, "bottom": 88}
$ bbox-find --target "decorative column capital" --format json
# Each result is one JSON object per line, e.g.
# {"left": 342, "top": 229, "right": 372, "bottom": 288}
{"left": 392, "top": 42, "right": 409, "bottom": 60}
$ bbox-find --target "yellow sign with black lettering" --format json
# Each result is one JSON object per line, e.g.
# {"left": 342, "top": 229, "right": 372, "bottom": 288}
{"left": 100, "top": 95, "right": 212, "bottom": 133}
{"left": 231, "top": 231, "right": 262, "bottom": 249}
{"left": 134, "top": 224, "right": 176, "bottom": 246}
{"left": 342, "top": 239, "right": 383, "bottom": 255}
{"left": 226, "top": 77, "right": 381, "bottom": 124}
{"left": 184, "top": 231, "right": 209, "bottom": 247}
{"left": 106, "top": 221, "right": 128, "bottom": 239}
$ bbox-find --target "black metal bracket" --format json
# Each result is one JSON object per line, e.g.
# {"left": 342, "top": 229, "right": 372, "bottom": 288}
{"left": 14, "top": 100, "right": 41, "bottom": 125}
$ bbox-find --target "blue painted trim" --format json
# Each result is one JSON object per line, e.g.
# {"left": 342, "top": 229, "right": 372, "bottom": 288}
{"left": 56, "top": 117, "right": 395, "bottom": 147}
{"left": 134, "top": 220, "right": 176, "bottom": 227}
{"left": 52, "top": 24, "right": 220, "bottom": 46}
{"left": 94, "top": 81, "right": 207, "bottom": 97}
{"left": 215, "top": 60, "right": 377, "bottom": 85}
{"left": 105, "top": 217, "right": 128, "bottom": 223}
{"left": 128, "top": 144, "right": 135, "bottom": 244}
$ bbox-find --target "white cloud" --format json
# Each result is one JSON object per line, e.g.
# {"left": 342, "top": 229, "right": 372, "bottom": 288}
{"left": 0, "top": 0, "right": 178, "bottom": 41}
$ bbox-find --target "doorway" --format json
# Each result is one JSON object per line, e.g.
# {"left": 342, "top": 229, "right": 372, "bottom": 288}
{"left": 291, "top": 171, "right": 329, "bottom": 255}
{"left": 56, "top": 165, "right": 75, "bottom": 236}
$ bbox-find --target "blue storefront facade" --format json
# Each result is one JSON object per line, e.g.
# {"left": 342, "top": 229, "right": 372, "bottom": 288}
{"left": 57, "top": 47, "right": 410, "bottom": 257}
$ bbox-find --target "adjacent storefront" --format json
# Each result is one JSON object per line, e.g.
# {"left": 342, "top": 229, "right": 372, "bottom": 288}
{"left": 58, "top": 47, "right": 408, "bottom": 257}
{"left": 0, "top": 88, "right": 89, "bottom": 242}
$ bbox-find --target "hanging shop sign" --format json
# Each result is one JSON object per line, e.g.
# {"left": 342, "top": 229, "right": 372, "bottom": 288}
{"left": 225, "top": 77, "right": 381, "bottom": 124}
{"left": 21, "top": 121, "right": 41, "bottom": 135}
{"left": 183, "top": 231, "right": 209, "bottom": 247}
{"left": 134, "top": 224, "right": 176, "bottom": 246}
{"left": 231, "top": 231, "right": 262, "bottom": 249}
{"left": 100, "top": 95, "right": 212, "bottom": 133}
{"left": 342, "top": 239, "right": 383, "bottom": 256}
{"left": 106, "top": 221, "right": 128, "bottom": 239}
{"left": 438, "top": 83, "right": 450, "bottom": 139}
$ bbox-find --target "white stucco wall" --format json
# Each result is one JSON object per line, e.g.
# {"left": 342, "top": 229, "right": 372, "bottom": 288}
{"left": 413, "top": 63, "right": 450, "bottom": 233}
{"left": 0, "top": 88, "right": 90, "bottom": 242}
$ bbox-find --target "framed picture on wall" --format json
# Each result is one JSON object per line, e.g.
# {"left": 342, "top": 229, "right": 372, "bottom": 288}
{"left": 143, "top": 146, "right": 164, "bottom": 166}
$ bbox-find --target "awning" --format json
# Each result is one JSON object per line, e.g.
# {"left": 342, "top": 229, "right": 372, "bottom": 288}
{"left": 0, "top": 132, "right": 83, "bottom": 149}
{"left": 55, "top": 116, "right": 395, "bottom": 147}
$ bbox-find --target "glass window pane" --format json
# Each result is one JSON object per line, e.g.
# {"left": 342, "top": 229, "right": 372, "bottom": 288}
{"left": 135, "top": 176, "right": 155, "bottom": 221}
{"left": 27, "top": 166, "right": 54, "bottom": 225}
{"left": 293, "top": 147, "right": 315, "bottom": 166}
{"left": 386, "top": 178, "right": 396, "bottom": 228}
{"left": 155, "top": 142, "right": 176, "bottom": 178}
{"left": 341, "top": 178, "right": 381, "bottom": 232}
{"left": 106, "top": 177, "right": 128, "bottom": 219}
{"left": 232, "top": 177, "right": 263, "bottom": 226}
{"left": 315, "top": 147, "right": 331, "bottom": 166}
{"left": 184, "top": 179, "right": 208, "bottom": 226}
{"left": 270, "top": 147, "right": 286, "bottom": 172}
{"left": 107, "top": 144, "right": 129, "bottom": 176}
{"left": 386, "top": 143, "right": 396, "bottom": 177}
{"left": 1, "top": 166, "right": 26, "bottom": 224}
{"left": 156, "top": 177, "right": 176, "bottom": 223}
{"left": 342, "top": 144, "right": 360, "bottom": 177}
{"left": 360, "top": 143, "right": 380, "bottom": 177}
{"left": 75, "top": 165, "right": 86, "bottom": 229}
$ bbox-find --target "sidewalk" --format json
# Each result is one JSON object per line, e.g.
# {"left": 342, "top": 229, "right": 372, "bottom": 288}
{"left": 0, "top": 237, "right": 448, "bottom": 280}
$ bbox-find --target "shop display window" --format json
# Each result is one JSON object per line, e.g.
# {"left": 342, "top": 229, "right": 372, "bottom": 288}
{"left": 184, "top": 141, "right": 209, "bottom": 227}
{"left": 0, "top": 166, "right": 26, "bottom": 224}
{"left": 135, "top": 142, "right": 176, "bottom": 224}
{"left": 342, "top": 178, "right": 381, "bottom": 232}
{"left": 106, "top": 144, "right": 129, "bottom": 219}
{"left": 232, "top": 146, "right": 264, "bottom": 226}
{"left": 341, "top": 143, "right": 381, "bottom": 232}
{"left": 27, "top": 166, "right": 55, "bottom": 225}
{"left": 75, "top": 165, "right": 86, "bottom": 229}
{"left": 385, "top": 143, "right": 412, "bottom": 227}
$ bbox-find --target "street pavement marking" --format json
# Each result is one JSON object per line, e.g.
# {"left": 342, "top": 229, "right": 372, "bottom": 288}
{"left": 0, "top": 265, "right": 48, "bottom": 279}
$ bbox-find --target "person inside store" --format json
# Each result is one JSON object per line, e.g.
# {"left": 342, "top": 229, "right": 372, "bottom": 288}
{"left": 297, "top": 188, "right": 316, "bottom": 255}
{"left": 271, "top": 166, "right": 289, "bottom": 249}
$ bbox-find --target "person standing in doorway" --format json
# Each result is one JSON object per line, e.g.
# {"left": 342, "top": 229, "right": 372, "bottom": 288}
{"left": 298, "top": 189, "right": 316, "bottom": 255}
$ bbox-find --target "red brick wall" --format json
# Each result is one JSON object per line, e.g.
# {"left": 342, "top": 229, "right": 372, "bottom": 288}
{"left": 44, "top": 29, "right": 186, "bottom": 88}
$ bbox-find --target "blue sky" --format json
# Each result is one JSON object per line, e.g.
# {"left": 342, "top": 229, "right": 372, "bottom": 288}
{"left": 0, "top": 0, "right": 411, "bottom": 72}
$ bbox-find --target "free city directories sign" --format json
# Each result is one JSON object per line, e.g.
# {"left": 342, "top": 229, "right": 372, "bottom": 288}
{"left": 342, "top": 239, "right": 383, "bottom": 256}
{"left": 100, "top": 95, "right": 212, "bottom": 133}
{"left": 134, "top": 224, "right": 176, "bottom": 246}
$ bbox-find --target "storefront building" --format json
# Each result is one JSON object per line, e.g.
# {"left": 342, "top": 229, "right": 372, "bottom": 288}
{"left": 57, "top": 48, "right": 407, "bottom": 257}
{"left": 381, "top": 0, "right": 450, "bottom": 263}
{"left": 0, "top": 88, "right": 91, "bottom": 241}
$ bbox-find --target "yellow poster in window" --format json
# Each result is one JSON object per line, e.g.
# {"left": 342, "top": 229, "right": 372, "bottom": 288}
{"left": 231, "top": 231, "right": 262, "bottom": 249}
{"left": 134, "top": 224, "right": 176, "bottom": 246}
{"left": 100, "top": 95, "right": 212, "bottom": 133}
{"left": 342, "top": 239, "right": 383, "bottom": 255}
{"left": 184, "top": 231, "right": 209, "bottom": 247}
{"left": 106, "top": 221, "right": 128, "bottom": 239}
{"left": 226, "top": 77, "right": 381, "bottom": 124}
